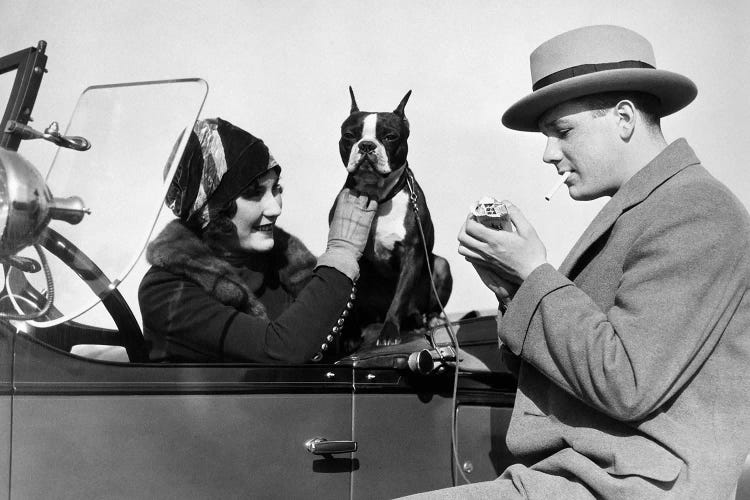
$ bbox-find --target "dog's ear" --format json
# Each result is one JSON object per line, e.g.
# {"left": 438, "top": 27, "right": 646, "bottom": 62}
{"left": 393, "top": 90, "right": 412, "bottom": 118}
{"left": 349, "top": 86, "right": 359, "bottom": 114}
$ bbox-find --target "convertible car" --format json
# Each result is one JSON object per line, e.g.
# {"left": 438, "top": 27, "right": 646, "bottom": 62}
{"left": 0, "top": 41, "right": 520, "bottom": 499}
{"left": 0, "top": 42, "right": 747, "bottom": 500}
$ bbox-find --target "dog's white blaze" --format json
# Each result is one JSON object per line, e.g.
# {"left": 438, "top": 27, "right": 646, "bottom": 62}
{"left": 372, "top": 189, "right": 409, "bottom": 255}
{"left": 362, "top": 113, "right": 377, "bottom": 139}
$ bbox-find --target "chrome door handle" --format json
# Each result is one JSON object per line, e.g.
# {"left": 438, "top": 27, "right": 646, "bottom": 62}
{"left": 304, "top": 437, "right": 357, "bottom": 455}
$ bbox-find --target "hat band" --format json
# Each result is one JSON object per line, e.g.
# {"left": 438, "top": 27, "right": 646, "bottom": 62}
{"left": 532, "top": 60, "right": 655, "bottom": 91}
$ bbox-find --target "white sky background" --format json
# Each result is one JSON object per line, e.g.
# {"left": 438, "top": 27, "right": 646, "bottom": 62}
{"left": 1, "top": 0, "right": 749, "bottom": 321}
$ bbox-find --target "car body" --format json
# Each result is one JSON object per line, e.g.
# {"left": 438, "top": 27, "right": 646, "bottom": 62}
{"left": 0, "top": 314, "right": 518, "bottom": 499}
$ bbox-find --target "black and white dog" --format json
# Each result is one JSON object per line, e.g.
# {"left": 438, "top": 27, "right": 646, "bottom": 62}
{"left": 331, "top": 87, "right": 452, "bottom": 347}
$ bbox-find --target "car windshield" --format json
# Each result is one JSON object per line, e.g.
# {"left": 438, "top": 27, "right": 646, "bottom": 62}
{"left": 1, "top": 79, "right": 208, "bottom": 328}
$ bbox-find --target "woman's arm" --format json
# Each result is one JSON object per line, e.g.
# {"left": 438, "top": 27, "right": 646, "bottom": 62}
{"left": 139, "top": 266, "right": 353, "bottom": 363}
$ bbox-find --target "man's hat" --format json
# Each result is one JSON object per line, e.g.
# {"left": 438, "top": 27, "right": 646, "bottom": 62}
{"left": 501, "top": 25, "right": 697, "bottom": 132}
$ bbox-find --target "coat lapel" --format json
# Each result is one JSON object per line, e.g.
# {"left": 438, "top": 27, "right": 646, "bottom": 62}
{"left": 559, "top": 139, "right": 701, "bottom": 277}
{"left": 558, "top": 195, "right": 623, "bottom": 276}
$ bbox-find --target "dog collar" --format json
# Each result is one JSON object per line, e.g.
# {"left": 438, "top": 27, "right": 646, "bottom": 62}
{"left": 379, "top": 164, "right": 409, "bottom": 203}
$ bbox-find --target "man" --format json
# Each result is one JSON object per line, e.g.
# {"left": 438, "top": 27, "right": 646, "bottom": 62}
{"left": 408, "top": 25, "right": 750, "bottom": 499}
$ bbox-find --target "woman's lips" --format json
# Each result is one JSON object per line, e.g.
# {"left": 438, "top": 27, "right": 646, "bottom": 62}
{"left": 253, "top": 224, "right": 274, "bottom": 232}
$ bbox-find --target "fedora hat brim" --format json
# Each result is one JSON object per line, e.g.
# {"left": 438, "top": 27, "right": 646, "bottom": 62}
{"left": 501, "top": 68, "right": 697, "bottom": 132}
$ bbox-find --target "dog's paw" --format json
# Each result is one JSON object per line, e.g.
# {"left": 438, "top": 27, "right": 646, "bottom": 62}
{"left": 425, "top": 314, "right": 448, "bottom": 330}
{"left": 376, "top": 321, "right": 402, "bottom": 346}
{"left": 358, "top": 323, "right": 382, "bottom": 349}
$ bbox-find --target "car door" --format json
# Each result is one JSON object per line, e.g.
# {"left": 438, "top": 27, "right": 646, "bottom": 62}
{"left": 6, "top": 325, "right": 354, "bottom": 499}
{"left": 349, "top": 316, "right": 518, "bottom": 499}
{"left": 0, "top": 325, "right": 11, "bottom": 499}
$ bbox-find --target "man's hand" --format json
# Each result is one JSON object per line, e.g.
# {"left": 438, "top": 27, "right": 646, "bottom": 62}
{"left": 468, "top": 258, "right": 519, "bottom": 307}
{"left": 457, "top": 201, "right": 547, "bottom": 283}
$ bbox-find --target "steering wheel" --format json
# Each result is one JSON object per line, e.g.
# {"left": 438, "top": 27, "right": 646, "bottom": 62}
{"left": 2, "top": 227, "right": 149, "bottom": 362}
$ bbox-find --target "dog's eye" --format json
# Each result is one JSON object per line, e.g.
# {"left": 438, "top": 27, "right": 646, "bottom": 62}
{"left": 385, "top": 134, "right": 399, "bottom": 142}
{"left": 343, "top": 132, "right": 356, "bottom": 141}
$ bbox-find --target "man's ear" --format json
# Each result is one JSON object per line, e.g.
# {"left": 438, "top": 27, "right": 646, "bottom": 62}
{"left": 614, "top": 100, "right": 636, "bottom": 141}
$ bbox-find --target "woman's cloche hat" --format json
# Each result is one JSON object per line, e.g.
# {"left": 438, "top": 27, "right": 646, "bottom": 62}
{"left": 165, "top": 118, "right": 280, "bottom": 228}
{"left": 501, "top": 25, "right": 697, "bottom": 132}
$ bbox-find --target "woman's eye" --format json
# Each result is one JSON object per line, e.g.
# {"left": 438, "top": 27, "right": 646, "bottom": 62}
{"left": 239, "top": 187, "right": 263, "bottom": 199}
{"left": 273, "top": 184, "right": 284, "bottom": 195}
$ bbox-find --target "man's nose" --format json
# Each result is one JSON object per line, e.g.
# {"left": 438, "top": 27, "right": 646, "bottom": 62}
{"left": 358, "top": 141, "right": 377, "bottom": 153}
{"left": 542, "top": 137, "right": 562, "bottom": 165}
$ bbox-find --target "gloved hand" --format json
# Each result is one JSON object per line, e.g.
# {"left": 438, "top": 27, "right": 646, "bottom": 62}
{"left": 316, "top": 188, "right": 378, "bottom": 281}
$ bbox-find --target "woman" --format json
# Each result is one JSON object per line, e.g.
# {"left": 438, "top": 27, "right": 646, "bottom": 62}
{"left": 138, "top": 117, "right": 377, "bottom": 363}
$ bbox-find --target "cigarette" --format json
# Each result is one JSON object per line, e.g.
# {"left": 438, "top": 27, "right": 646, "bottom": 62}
{"left": 544, "top": 172, "right": 571, "bottom": 201}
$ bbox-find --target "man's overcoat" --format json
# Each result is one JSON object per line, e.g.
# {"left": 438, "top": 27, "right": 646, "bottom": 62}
{"left": 500, "top": 139, "right": 750, "bottom": 499}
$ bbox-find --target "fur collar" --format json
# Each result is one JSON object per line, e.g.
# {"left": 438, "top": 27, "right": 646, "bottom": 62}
{"left": 146, "top": 220, "right": 316, "bottom": 319}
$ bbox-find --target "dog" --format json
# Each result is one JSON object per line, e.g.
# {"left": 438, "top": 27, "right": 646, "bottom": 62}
{"left": 331, "top": 87, "right": 453, "bottom": 348}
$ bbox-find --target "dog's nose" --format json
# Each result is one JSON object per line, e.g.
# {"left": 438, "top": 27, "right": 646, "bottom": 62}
{"left": 358, "top": 141, "right": 377, "bottom": 153}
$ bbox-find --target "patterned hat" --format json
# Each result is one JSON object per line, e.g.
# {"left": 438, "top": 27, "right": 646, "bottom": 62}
{"left": 166, "top": 117, "right": 280, "bottom": 227}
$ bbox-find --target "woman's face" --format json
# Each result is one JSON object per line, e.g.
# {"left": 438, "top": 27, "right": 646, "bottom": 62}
{"left": 231, "top": 169, "right": 283, "bottom": 253}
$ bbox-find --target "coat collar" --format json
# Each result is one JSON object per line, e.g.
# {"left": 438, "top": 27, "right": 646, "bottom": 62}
{"left": 559, "top": 139, "right": 701, "bottom": 276}
{"left": 146, "top": 220, "right": 316, "bottom": 317}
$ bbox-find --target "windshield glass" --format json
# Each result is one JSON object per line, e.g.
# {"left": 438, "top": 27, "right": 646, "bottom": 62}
{"left": 1, "top": 79, "right": 207, "bottom": 328}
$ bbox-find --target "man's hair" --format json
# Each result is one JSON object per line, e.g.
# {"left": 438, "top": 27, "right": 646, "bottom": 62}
{"left": 572, "top": 91, "right": 662, "bottom": 128}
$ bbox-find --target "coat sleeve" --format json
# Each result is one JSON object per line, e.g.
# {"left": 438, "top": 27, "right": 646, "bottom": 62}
{"left": 499, "top": 184, "right": 750, "bottom": 422}
{"left": 139, "top": 266, "right": 352, "bottom": 363}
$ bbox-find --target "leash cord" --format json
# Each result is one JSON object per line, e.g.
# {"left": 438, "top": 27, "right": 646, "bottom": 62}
{"left": 405, "top": 169, "right": 472, "bottom": 486}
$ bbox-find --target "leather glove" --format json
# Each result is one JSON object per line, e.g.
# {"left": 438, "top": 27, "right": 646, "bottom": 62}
{"left": 316, "top": 188, "right": 378, "bottom": 281}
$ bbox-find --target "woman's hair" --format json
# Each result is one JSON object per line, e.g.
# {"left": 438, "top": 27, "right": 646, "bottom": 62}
{"left": 199, "top": 199, "right": 241, "bottom": 256}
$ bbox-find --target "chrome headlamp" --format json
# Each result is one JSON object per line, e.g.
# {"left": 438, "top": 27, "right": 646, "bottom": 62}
{"left": 0, "top": 148, "right": 87, "bottom": 257}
